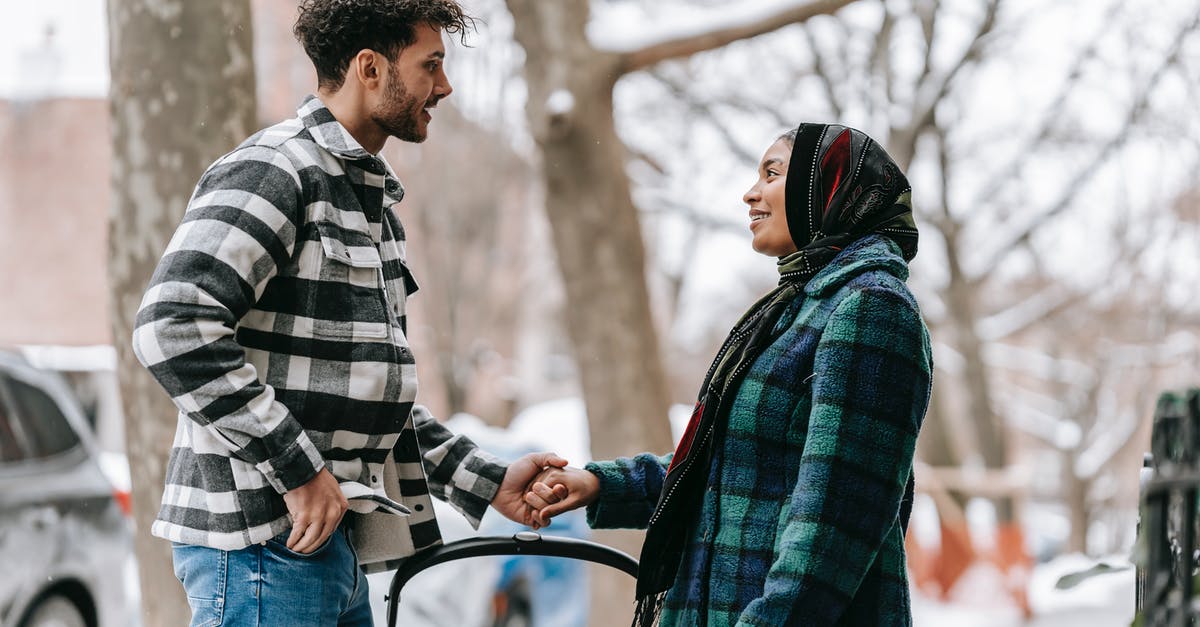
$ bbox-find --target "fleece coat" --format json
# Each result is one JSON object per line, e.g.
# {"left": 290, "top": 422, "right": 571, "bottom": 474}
{"left": 586, "top": 235, "right": 932, "bottom": 626}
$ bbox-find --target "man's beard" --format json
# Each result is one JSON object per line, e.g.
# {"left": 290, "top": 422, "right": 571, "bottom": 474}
{"left": 372, "top": 70, "right": 426, "bottom": 143}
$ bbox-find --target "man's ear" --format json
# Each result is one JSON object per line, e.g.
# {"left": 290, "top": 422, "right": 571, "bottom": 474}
{"left": 351, "top": 49, "right": 384, "bottom": 89}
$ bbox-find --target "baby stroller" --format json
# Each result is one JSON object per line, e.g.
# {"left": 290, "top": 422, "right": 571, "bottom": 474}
{"left": 383, "top": 531, "right": 638, "bottom": 627}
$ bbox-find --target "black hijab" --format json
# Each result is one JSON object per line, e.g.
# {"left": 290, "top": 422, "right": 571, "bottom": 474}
{"left": 777, "top": 123, "right": 918, "bottom": 280}
{"left": 633, "top": 123, "right": 917, "bottom": 626}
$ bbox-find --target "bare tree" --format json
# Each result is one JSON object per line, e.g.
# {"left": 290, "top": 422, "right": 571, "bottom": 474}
{"left": 107, "top": 2, "right": 256, "bottom": 624}
{"left": 501, "top": 1, "right": 856, "bottom": 623}
{"left": 441, "top": 0, "right": 1198, "bottom": 619}
{"left": 603, "top": 0, "right": 1200, "bottom": 608}
{"left": 384, "top": 104, "right": 537, "bottom": 424}
{"left": 993, "top": 174, "right": 1200, "bottom": 554}
{"left": 841, "top": 2, "right": 1197, "bottom": 604}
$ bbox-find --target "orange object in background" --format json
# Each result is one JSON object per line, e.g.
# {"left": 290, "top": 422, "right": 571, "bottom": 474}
{"left": 905, "top": 519, "right": 1033, "bottom": 617}
{"left": 904, "top": 530, "right": 937, "bottom": 596}
{"left": 905, "top": 520, "right": 977, "bottom": 599}
{"left": 992, "top": 523, "right": 1033, "bottom": 618}
{"left": 112, "top": 488, "right": 133, "bottom": 517}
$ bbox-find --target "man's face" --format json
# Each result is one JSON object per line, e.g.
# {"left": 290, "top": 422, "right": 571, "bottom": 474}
{"left": 371, "top": 23, "right": 452, "bottom": 143}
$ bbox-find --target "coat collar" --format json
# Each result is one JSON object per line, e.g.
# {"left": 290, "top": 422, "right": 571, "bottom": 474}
{"left": 297, "top": 94, "right": 374, "bottom": 160}
{"left": 804, "top": 235, "right": 909, "bottom": 297}
{"left": 295, "top": 95, "right": 406, "bottom": 205}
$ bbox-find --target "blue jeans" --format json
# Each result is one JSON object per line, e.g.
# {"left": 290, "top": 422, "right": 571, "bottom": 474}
{"left": 172, "top": 525, "right": 372, "bottom": 626}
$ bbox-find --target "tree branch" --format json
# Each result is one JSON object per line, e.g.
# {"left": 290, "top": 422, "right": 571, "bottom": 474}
{"left": 915, "top": 0, "right": 940, "bottom": 90}
{"left": 975, "top": 285, "right": 1085, "bottom": 342}
{"left": 967, "top": 0, "right": 1122, "bottom": 216}
{"left": 890, "top": 0, "right": 1001, "bottom": 168}
{"left": 802, "top": 21, "right": 844, "bottom": 120}
{"left": 617, "top": 0, "right": 858, "bottom": 75}
{"left": 970, "top": 10, "right": 1200, "bottom": 276}
{"left": 647, "top": 68, "right": 764, "bottom": 165}
{"left": 866, "top": 0, "right": 897, "bottom": 117}
{"left": 638, "top": 196, "right": 747, "bottom": 236}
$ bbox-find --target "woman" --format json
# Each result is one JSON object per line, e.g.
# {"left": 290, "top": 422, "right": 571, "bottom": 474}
{"left": 526, "top": 123, "right": 933, "bottom": 626}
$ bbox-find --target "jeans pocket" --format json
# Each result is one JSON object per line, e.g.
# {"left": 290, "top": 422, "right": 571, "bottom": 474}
{"left": 265, "top": 528, "right": 339, "bottom": 559}
{"left": 185, "top": 596, "right": 224, "bottom": 627}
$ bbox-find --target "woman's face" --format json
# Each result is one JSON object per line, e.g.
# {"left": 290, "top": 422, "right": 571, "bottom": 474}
{"left": 744, "top": 139, "right": 799, "bottom": 257}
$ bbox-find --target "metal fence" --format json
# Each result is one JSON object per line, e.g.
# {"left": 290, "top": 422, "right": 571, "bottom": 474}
{"left": 1138, "top": 389, "right": 1200, "bottom": 626}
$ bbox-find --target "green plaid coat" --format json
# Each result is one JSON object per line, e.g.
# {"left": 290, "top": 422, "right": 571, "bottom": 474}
{"left": 586, "top": 236, "right": 932, "bottom": 626}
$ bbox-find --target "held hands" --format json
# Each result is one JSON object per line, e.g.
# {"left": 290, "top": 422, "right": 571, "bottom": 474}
{"left": 492, "top": 452, "right": 570, "bottom": 528}
{"left": 522, "top": 465, "right": 600, "bottom": 529}
{"left": 282, "top": 467, "right": 349, "bottom": 553}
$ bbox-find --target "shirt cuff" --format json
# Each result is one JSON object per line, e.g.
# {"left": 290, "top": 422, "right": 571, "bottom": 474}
{"left": 446, "top": 448, "right": 508, "bottom": 529}
{"left": 255, "top": 430, "right": 325, "bottom": 494}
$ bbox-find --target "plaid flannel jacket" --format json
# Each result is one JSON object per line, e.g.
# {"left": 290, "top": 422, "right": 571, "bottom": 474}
{"left": 133, "top": 96, "right": 506, "bottom": 554}
{"left": 585, "top": 236, "right": 932, "bottom": 626}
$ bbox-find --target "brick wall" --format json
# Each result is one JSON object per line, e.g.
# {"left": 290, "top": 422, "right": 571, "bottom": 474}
{"left": 0, "top": 98, "right": 111, "bottom": 346}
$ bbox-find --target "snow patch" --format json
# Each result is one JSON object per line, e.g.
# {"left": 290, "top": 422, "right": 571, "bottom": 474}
{"left": 546, "top": 88, "right": 575, "bottom": 116}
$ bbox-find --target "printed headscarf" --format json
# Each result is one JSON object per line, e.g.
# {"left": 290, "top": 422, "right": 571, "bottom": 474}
{"left": 777, "top": 123, "right": 918, "bottom": 283}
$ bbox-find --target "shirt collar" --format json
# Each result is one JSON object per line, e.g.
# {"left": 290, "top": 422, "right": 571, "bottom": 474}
{"left": 297, "top": 95, "right": 406, "bottom": 205}
{"left": 297, "top": 94, "right": 374, "bottom": 160}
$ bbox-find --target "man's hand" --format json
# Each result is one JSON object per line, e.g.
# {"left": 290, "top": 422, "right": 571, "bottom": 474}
{"left": 492, "top": 452, "right": 569, "bottom": 529}
{"left": 282, "top": 467, "right": 348, "bottom": 553}
{"left": 523, "top": 466, "right": 600, "bottom": 528}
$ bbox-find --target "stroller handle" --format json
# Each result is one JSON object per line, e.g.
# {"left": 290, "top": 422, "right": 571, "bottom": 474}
{"left": 385, "top": 531, "right": 639, "bottom": 626}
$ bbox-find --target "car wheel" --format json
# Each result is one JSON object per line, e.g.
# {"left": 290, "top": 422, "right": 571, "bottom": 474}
{"left": 21, "top": 596, "right": 87, "bottom": 627}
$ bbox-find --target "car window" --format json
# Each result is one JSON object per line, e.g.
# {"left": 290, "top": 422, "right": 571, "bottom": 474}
{"left": 0, "top": 387, "right": 22, "bottom": 462}
{"left": 5, "top": 376, "right": 80, "bottom": 459}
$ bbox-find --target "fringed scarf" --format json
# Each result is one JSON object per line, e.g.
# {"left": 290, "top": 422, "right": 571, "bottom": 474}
{"left": 633, "top": 123, "right": 918, "bottom": 626}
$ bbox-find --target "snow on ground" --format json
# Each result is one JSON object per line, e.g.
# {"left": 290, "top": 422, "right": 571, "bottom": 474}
{"left": 912, "top": 555, "right": 1135, "bottom": 627}
{"left": 500, "top": 397, "right": 1140, "bottom": 626}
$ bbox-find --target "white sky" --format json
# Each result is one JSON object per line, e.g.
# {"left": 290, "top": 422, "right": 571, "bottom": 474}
{"left": 0, "top": 0, "right": 108, "bottom": 98}
{"left": 3, "top": 0, "right": 1196, "bottom": 333}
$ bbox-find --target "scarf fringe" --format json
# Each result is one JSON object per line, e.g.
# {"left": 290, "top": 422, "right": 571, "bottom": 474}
{"left": 632, "top": 592, "right": 667, "bottom": 627}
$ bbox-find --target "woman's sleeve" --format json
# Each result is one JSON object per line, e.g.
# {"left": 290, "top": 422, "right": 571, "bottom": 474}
{"left": 736, "top": 285, "right": 932, "bottom": 626}
{"left": 583, "top": 453, "right": 672, "bottom": 529}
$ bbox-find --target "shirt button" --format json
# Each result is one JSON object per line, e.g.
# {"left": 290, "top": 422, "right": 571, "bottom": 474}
{"left": 371, "top": 475, "right": 378, "bottom": 483}
{"left": 385, "top": 180, "right": 400, "bottom": 194}
{"left": 414, "top": 504, "right": 424, "bottom": 512}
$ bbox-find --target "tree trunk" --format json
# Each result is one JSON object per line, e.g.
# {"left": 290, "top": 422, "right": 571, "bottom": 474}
{"left": 507, "top": 0, "right": 675, "bottom": 464}
{"left": 505, "top": 2, "right": 674, "bottom": 623}
{"left": 1063, "top": 449, "right": 1090, "bottom": 554}
{"left": 938, "top": 222, "right": 1014, "bottom": 519}
{"left": 504, "top": 1, "right": 856, "bottom": 621}
{"left": 107, "top": 2, "right": 256, "bottom": 625}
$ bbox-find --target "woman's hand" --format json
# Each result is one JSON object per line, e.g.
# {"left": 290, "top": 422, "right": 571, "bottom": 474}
{"left": 492, "top": 452, "right": 569, "bottom": 527}
{"left": 523, "top": 466, "right": 600, "bottom": 528}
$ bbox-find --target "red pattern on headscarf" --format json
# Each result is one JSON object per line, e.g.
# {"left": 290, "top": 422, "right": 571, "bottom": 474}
{"left": 819, "top": 128, "right": 853, "bottom": 216}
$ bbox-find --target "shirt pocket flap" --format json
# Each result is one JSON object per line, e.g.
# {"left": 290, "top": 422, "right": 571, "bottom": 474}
{"left": 316, "top": 222, "right": 383, "bottom": 269}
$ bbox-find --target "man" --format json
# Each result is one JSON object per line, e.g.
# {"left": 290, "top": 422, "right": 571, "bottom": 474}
{"left": 132, "top": 1, "right": 564, "bottom": 624}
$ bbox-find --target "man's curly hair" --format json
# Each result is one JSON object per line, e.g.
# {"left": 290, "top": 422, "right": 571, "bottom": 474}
{"left": 294, "top": 0, "right": 475, "bottom": 91}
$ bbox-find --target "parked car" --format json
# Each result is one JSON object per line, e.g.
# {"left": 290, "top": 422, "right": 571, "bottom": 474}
{"left": 0, "top": 351, "right": 138, "bottom": 627}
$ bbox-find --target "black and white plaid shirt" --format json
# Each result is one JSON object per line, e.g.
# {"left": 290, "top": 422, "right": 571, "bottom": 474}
{"left": 133, "top": 96, "right": 506, "bottom": 556}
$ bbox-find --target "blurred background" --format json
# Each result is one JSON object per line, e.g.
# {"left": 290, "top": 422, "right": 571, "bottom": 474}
{"left": 2, "top": 0, "right": 1199, "bottom": 625}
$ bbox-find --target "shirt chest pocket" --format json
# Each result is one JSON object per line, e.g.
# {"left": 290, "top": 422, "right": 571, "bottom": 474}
{"left": 308, "top": 222, "right": 390, "bottom": 340}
